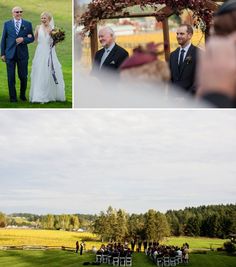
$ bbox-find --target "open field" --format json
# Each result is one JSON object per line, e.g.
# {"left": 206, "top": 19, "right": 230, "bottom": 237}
{"left": 0, "top": 229, "right": 234, "bottom": 266}
{"left": 162, "top": 236, "right": 225, "bottom": 250}
{"left": 0, "top": 229, "right": 99, "bottom": 248}
{"left": 0, "top": 250, "right": 235, "bottom": 267}
{"left": 0, "top": 0, "right": 72, "bottom": 108}
{"left": 0, "top": 229, "right": 227, "bottom": 250}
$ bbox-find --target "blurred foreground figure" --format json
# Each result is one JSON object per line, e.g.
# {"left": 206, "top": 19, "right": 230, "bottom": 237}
{"left": 120, "top": 42, "right": 170, "bottom": 84}
{"left": 213, "top": 0, "right": 236, "bottom": 36}
{"left": 197, "top": 0, "right": 236, "bottom": 108}
{"left": 75, "top": 69, "right": 209, "bottom": 108}
{"left": 91, "top": 26, "right": 128, "bottom": 76}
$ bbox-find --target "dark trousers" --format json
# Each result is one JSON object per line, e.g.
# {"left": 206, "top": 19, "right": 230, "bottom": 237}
{"left": 6, "top": 52, "right": 28, "bottom": 101}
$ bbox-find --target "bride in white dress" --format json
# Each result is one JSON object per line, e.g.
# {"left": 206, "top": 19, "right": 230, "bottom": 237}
{"left": 30, "top": 12, "right": 65, "bottom": 103}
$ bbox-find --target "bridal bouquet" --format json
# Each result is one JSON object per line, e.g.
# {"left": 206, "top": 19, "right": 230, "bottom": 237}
{"left": 50, "top": 27, "right": 65, "bottom": 47}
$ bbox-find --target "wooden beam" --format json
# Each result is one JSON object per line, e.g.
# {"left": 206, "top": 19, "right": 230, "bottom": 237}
{"left": 161, "top": 17, "right": 170, "bottom": 61}
{"left": 88, "top": 1, "right": 224, "bottom": 58}
{"left": 90, "top": 25, "right": 98, "bottom": 62}
{"left": 105, "top": 12, "right": 166, "bottom": 19}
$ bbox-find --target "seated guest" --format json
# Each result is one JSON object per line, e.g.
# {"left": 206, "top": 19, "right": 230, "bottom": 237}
{"left": 120, "top": 42, "right": 170, "bottom": 84}
{"left": 112, "top": 248, "right": 119, "bottom": 258}
{"left": 126, "top": 248, "right": 132, "bottom": 257}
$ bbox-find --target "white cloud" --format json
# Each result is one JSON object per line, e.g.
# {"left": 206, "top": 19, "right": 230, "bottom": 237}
{"left": 0, "top": 110, "right": 235, "bottom": 214}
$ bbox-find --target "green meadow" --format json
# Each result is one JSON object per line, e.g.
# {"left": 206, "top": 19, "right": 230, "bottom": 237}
{"left": 0, "top": 229, "right": 235, "bottom": 266}
{"left": 0, "top": 250, "right": 235, "bottom": 267}
{"left": 0, "top": 0, "right": 72, "bottom": 108}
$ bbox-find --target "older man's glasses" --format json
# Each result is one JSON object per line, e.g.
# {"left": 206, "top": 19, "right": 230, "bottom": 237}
{"left": 14, "top": 11, "right": 23, "bottom": 14}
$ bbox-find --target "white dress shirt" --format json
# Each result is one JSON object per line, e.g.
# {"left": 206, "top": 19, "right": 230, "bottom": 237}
{"left": 100, "top": 42, "right": 115, "bottom": 68}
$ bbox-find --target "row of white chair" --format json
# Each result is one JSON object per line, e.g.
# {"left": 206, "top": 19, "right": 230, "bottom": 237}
{"left": 149, "top": 255, "right": 184, "bottom": 266}
{"left": 96, "top": 254, "right": 132, "bottom": 266}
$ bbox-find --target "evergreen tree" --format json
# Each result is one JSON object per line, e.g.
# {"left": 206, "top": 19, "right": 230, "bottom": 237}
{"left": 0, "top": 212, "right": 6, "bottom": 228}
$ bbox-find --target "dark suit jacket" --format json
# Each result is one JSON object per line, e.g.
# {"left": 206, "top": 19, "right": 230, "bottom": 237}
{"left": 91, "top": 43, "right": 128, "bottom": 75}
{"left": 202, "top": 93, "right": 236, "bottom": 108}
{"left": 169, "top": 44, "right": 198, "bottom": 94}
{"left": 1, "top": 19, "right": 34, "bottom": 60}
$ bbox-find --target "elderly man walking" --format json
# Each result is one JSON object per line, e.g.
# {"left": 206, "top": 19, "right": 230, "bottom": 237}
{"left": 1, "top": 6, "right": 34, "bottom": 102}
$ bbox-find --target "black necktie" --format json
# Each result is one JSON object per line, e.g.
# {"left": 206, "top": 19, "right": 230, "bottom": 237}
{"left": 179, "top": 49, "right": 185, "bottom": 68}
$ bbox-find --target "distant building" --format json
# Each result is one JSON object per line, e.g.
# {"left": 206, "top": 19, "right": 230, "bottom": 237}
{"left": 99, "top": 25, "right": 135, "bottom": 36}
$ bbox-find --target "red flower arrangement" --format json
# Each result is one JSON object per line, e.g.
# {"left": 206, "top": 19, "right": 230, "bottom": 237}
{"left": 80, "top": 0, "right": 218, "bottom": 34}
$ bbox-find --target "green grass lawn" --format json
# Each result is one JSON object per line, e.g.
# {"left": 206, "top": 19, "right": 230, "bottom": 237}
{"left": 0, "top": 251, "right": 235, "bottom": 267}
{"left": 162, "top": 236, "right": 226, "bottom": 250}
{"left": 0, "top": 0, "right": 72, "bottom": 108}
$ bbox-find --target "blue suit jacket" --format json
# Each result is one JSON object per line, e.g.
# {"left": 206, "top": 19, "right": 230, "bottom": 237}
{"left": 1, "top": 19, "right": 34, "bottom": 60}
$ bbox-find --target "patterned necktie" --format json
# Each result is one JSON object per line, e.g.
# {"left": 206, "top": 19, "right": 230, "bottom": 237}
{"left": 100, "top": 49, "right": 110, "bottom": 68}
{"left": 15, "top": 20, "right": 20, "bottom": 35}
{"left": 178, "top": 49, "right": 185, "bottom": 68}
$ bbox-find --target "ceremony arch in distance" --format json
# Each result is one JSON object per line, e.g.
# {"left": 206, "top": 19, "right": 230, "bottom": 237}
{"left": 80, "top": 0, "right": 224, "bottom": 61}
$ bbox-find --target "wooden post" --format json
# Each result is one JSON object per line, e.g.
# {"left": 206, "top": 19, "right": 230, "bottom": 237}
{"left": 90, "top": 25, "right": 98, "bottom": 62}
{"left": 162, "top": 17, "right": 170, "bottom": 61}
{"left": 204, "top": 25, "right": 210, "bottom": 42}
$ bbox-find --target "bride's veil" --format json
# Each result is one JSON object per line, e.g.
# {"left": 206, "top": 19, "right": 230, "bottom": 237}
{"left": 49, "top": 15, "right": 55, "bottom": 29}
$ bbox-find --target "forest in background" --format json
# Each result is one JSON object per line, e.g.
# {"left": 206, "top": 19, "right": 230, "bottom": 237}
{"left": 0, "top": 204, "right": 235, "bottom": 241}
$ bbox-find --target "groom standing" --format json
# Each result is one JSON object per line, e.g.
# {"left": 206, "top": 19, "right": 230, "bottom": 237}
{"left": 1, "top": 6, "right": 34, "bottom": 102}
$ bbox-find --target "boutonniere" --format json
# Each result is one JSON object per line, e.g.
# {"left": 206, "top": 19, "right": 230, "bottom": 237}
{"left": 20, "top": 25, "right": 26, "bottom": 31}
{"left": 185, "top": 55, "right": 192, "bottom": 64}
{"left": 110, "top": 61, "right": 115, "bottom": 64}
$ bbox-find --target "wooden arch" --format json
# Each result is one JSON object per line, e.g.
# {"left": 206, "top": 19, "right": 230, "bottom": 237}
{"left": 80, "top": 0, "right": 223, "bottom": 61}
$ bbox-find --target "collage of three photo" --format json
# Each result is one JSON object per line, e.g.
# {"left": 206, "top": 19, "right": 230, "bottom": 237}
{"left": 0, "top": 1, "right": 236, "bottom": 267}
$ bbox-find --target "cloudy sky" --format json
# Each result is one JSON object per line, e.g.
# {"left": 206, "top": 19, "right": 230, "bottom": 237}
{"left": 0, "top": 110, "right": 235, "bottom": 215}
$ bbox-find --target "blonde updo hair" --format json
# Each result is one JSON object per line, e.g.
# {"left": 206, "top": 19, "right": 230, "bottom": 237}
{"left": 40, "top": 11, "right": 52, "bottom": 22}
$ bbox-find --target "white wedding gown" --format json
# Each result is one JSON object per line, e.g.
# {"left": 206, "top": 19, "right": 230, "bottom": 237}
{"left": 30, "top": 25, "right": 65, "bottom": 103}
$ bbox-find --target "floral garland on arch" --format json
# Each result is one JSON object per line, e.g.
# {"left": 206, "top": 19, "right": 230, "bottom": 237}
{"left": 80, "top": 0, "right": 219, "bottom": 34}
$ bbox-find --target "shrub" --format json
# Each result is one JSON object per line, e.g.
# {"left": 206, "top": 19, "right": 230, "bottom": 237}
{"left": 223, "top": 241, "right": 236, "bottom": 253}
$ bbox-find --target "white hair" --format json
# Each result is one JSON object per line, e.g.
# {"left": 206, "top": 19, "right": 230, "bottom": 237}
{"left": 12, "top": 6, "right": 22, "bottom": 12}
{"left": 99, "top": 26, "right": 115, "bottom": 38}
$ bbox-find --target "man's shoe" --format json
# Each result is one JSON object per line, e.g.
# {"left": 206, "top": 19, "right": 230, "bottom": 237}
{"left": 20, "top": 96, "right": 27, "bottom": 101}
{"left": 10, "top": 99, "right": 17, "bottom": 103}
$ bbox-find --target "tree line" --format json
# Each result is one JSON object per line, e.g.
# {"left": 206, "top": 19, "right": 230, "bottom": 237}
{"left": 0, "top": 213, "right": 86, "bottom": 231}
{"left": 93, "top": 206, "right": 170, "bottom": 242}
{"left": 0, "top": 204, "right": 235, "bottom": 240}
{"left": 166, "top": 204, "right": 236, "bottom": 239}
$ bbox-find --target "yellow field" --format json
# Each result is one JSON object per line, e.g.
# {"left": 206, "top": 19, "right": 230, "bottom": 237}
{"left": 0, "top": 229, "right": 226, "bottom": 251}
{"left": 0, "top": 229, "right": 99, "bottom": 248}
{"left": 79, "top": 30, "right": 205, "bottom": 71}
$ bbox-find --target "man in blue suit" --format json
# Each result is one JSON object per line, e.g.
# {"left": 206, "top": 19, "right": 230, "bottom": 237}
{"left": 1, "top": 6, "right": 34, "bottom": 102}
